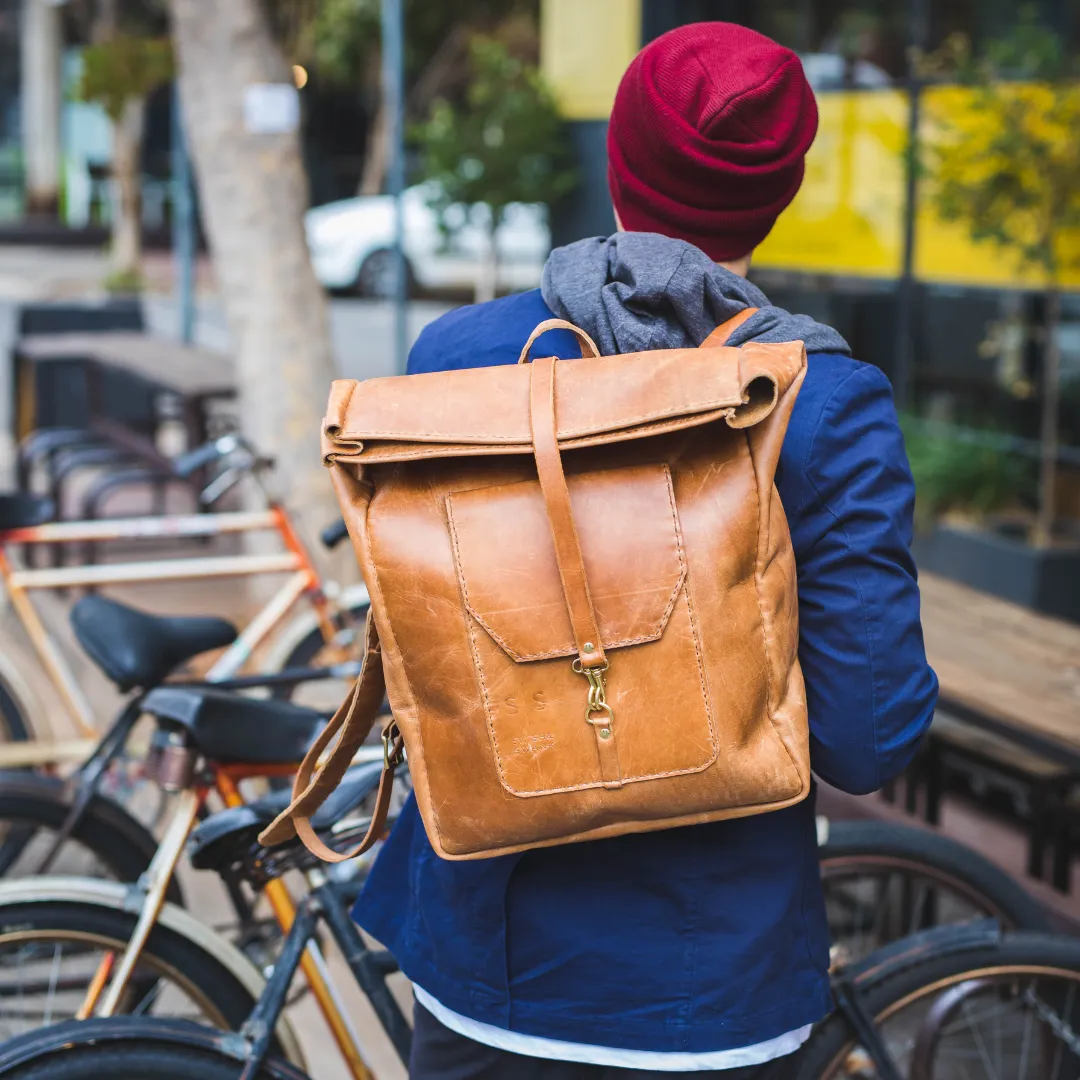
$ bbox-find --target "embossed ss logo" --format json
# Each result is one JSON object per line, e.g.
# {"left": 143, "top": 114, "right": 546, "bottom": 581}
{"left": 503, "top": 692, "right": 547, "bottom": 714}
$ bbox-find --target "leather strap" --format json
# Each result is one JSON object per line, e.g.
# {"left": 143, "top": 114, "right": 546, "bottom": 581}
{"left": 529, "top": 355, "right": 606, "bottom": 670}
{"left": 257, "top": 612, "right": 400, "bottom": 861}
{"left": 700, "top": 307, "right": 759, "bottom": 349}
{"left": 519, "top": 319, "right": 601, "bottom": 365}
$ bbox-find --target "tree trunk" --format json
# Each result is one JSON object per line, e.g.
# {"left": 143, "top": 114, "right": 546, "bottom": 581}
{"left": 168, "top": 0, "right": 338, "bottom": 563}
{"left": 1034, "top": 286, "right": 1062, "bottom": 548}
{"left": 91, "top": 0, "right": 119, "bottom": 43}
{"left": 108, "top": 96, "right": 146, "bottom": 285}
{"left": 19, "top": 0, "right": 62, "bottom": 217}
{"left": 359, "top": 87, "right": 388, "bottom": 196}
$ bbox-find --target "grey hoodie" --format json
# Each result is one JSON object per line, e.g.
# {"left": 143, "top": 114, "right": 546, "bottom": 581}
{"left": 541, "top": 233, "right": 849, "bottom": 357}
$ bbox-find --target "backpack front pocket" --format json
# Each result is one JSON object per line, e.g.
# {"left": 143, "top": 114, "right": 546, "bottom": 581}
{"left": 446, "top": 463, "right": 717, "bottom": 797}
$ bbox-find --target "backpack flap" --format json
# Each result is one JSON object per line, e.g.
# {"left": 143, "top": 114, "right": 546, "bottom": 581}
{"left": 320, "top": 339, "right": 803, "bottom": 465}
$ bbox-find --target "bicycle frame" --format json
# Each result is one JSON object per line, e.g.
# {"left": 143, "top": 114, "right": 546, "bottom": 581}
{"left": 73, "top": 761, "right": 388, "bottom": 1080}
{"left": 0, "top": 506, "right": 343, "bottom": 762}
{"left": 233, "top": 874, "right": 412, "bottom": 1080}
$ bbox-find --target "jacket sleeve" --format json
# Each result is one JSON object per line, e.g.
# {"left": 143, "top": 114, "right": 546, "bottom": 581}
{"left": 785, "top": 363, "right": 937, "bottom": 794}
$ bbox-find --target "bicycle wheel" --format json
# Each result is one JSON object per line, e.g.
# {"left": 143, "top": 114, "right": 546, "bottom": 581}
{"left": 819, "top": 820, "right": 1048, "bottom": 965}
{"left": 271, "top": 598, "right": 371, "bottom": 712}
{"left": 0, "top": 675, "right": 31, "bottom": 744}
{"left": 0, "top": 1037, "right": 290, "bottom": 1080}
{"left": 0, "top": 774, "right": 177, "bottom": 901}
{"left": 0, "top": 897, "right": 257, "bottom": 1041}
{"left": 798, "top": 931, "right": 1080, "bottom": 1079}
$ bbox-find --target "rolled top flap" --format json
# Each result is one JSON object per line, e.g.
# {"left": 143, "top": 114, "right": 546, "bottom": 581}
{"left": 323, "top": 340, "right": 806, "bottom": 463}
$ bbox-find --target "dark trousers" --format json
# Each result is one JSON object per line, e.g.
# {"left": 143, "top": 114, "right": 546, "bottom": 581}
{"left": 410, "top": 1002, "right": 801, "bottom": 1080}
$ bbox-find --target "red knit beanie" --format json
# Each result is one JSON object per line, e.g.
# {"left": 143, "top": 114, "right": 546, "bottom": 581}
{"left": 608, "top": 22, "right": 818, "bottom": 261}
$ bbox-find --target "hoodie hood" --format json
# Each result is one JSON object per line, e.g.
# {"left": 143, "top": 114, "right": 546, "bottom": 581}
{"left": 541, "top": 233, "right": 849, "bottom": 357}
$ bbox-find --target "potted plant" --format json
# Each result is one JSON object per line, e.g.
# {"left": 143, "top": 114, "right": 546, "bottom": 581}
{"left": 911, "top": 13, "right": 1080, "bottom": 621}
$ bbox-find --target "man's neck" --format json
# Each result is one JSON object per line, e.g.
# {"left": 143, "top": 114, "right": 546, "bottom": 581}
{"left": 717, "top": 255, "right": 752, "bottom": 278}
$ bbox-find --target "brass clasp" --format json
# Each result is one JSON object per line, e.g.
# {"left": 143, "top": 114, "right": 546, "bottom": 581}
{"left": 572, "top": 656, "right": 614, "bottom": 735}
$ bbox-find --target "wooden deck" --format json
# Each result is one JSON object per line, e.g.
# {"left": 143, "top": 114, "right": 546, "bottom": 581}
{"left": 921, "top": 571, "right": 1080, "bottom": 757}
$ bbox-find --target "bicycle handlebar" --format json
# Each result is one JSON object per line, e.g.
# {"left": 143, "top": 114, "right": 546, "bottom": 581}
{"left": 173, "top": 434, "right": 245, "bottom": 478}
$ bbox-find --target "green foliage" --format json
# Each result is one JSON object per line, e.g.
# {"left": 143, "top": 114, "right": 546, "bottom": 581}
{"left": 412, "top": 35, "right": 575, "bottom": 227}
{"left": 290, "top": 0, "right": 537, "bottom": 88}
{"left": 78, "top": 35, "right": 173, "bottom": 120}
{"left": 924, "top": 9, "right": 1080, "bottom": 280}
{"left": 305, "top": 0, "right": 378, "bottom": 84}
{"left": 900, "top": 417, "right": 1034, "bottom": 530}
{"left": 104, "top": 267, "right": 144, "bottom": 295}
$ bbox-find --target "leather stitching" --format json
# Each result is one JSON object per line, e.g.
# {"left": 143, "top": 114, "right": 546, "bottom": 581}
{"left": 661, "top": 464, "right": 719, "bottom": 761}
{"left": 744, "top": 429, "right": 804, "bottom": 790}
{"left": 446, "top": 467, "right": 687, "bottom": 661}
{"left": 332, "top": 400, "right": 741, "bottom": 442}
{"left": 462, "top": 609, "right": 679, "bottom": 662}
{"left": 445, "top": 495, "right": 508, "bottom": 788}
{"left": 362, "top": 520, "right": 448, "bottom": 853}
{"left": 448, "top": 464, "right": 718, "bottom": 798}
{"left": 339, "top": 413, "right": 737, "bottom": 462}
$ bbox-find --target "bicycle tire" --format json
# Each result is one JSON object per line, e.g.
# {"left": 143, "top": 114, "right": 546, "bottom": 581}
{"left": 0, "top": 1038, "right": 288, "bottom": 1080}
{"left": 0, "top": 675, "right": 31, "bottom": 744}
{"left": 796, "top": 931, "right": 1080, "bottom": 1078}
{"left": 820, "top": 819, "right": 1049, "bottom": 931}
{"left": 0, "top": 774, "right": 181, "bottom": 904}
{"left": 270, "top": 598, "right": 372, "bottom": 706}
{"left": 0, "top": 898, "right": 256, "bottom": 1036}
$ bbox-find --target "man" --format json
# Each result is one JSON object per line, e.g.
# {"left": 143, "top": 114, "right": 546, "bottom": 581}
{"left": 356, "top": 21, "right": 937, "bottom": 1079}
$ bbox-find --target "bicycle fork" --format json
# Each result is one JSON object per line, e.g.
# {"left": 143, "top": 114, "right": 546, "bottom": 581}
{"left": 831, "top": 972, "right": 906, "bottom": 1080}
{"left": 77, "top": 786, "right": 206, "bottom": 1019}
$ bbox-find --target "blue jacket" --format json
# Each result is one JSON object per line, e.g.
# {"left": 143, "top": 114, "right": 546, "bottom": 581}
{"left": 354, "top": 288, "right": 938, "bottom": 1053}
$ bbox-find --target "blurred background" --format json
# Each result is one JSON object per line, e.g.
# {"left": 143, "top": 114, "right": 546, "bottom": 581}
{"left": 3, "top": 0, "right": 1080, "bottom": 945}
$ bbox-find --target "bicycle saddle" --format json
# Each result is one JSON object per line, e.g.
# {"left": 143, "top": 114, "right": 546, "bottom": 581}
{"left": 0, "top": 494, "right": 54, "bottom": 531}
{"left": 141, "top": 684, "right": 324, "bottom": 765}
{"left": 188, "top": 760, "right": 385, "bottom": 872}
{"left": 71, "top": 595, "right": 238, "bottom": 692}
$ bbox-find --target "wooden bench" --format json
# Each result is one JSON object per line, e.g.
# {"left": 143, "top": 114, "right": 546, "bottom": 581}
{"left": 895, "top": 573, "right": 1080, "bottom": 891}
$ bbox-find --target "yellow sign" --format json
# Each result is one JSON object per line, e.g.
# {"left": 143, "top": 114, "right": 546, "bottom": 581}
{"left": 755, "top": 90, "right": 908, "bottom": 278}
{"left": 755, "top": 85, "right": 1080, "bottom": 289}
{"left": 540, "top": 0, "right": 641, "bottom": 121}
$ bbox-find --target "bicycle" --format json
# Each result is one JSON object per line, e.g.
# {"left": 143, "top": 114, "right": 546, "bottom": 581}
{"left": 0, "top": 806, "right": 1074, "bottom": 1080}
{"left": 817, "top": 818, "right": 1049, "bottom": 964}
{"left": 0, "top": 757, "right": 1047, "bottom": 974}
{"left": 0, "top": 433, "right": 369, "bottom": 766}
{"left": 0, "top": 700, "right": 1048, "bottom": 1069}
{"left": 0, "top": 761, "right": 393, "bottom": 1077}
{"left": 797, "top": 920, "right": 1080, "bottom": 1078}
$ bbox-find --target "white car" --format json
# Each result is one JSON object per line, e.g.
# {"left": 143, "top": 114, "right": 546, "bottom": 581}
{"left": 305, "top": 182, "right": 551, "bottom": 297}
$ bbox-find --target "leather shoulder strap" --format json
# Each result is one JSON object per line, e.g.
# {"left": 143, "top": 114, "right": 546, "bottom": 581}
{"left": 258, "top": 612, "right": 401, "bottom": 863}
{"left": 700, "top": 307, "right": 759, "bottom": 349}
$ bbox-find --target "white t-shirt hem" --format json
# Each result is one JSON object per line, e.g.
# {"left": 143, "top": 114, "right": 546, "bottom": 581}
{"left": 413, "top": 985, "right": 812, "bottom": 1072}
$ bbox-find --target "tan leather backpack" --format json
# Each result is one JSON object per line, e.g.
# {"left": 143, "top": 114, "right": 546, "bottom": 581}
{"left": 260, "top": 309, "right": 811, "bottom": 862}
